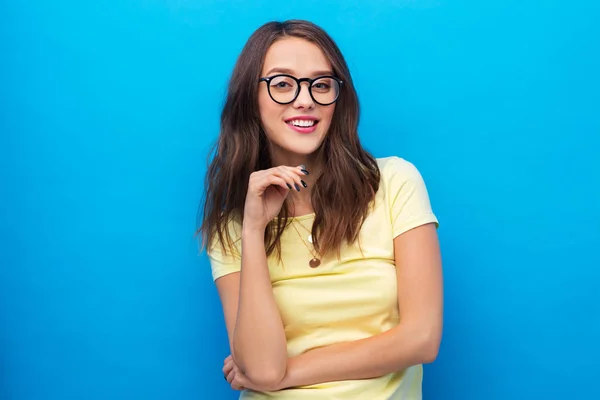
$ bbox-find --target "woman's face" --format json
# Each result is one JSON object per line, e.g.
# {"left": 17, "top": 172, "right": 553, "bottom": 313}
{"left": 258, "top": 37, "right": 337, "bottom": 165}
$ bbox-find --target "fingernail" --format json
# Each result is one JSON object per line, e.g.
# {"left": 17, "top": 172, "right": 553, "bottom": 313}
{"left": 299, "top": 164, "right": 306, "bottom": 170}
{"left": 301, "top": 180, "right": 307, "bottom": 188}
{"left": 294, "top": 183, "right": 301, "bottom": 191}
{"left": 301, "top": 169, "right": 309, "bottom": 175}
{"left": 286, "top": 183, "right": 292, "bottom": 190}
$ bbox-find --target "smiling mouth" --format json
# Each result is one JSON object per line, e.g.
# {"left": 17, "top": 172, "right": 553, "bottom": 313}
{"left": 286, "top": 119, "right": 319, "bottom": 127}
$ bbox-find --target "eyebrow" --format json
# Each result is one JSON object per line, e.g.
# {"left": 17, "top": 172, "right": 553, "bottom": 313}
{"left": 264, "top": 67, "right": 334, "bottom": 77}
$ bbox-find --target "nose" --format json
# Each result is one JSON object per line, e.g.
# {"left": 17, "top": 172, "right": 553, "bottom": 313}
{"left": 293, "top": 82, "right": 315, "bottom": 109}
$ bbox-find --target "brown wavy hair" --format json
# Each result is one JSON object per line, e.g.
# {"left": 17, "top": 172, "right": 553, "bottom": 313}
{"left": 198, "top": 20, "right": 380, "bottom": 259}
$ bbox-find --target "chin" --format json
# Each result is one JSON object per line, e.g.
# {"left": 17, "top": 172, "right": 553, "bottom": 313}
{"left": 271, "top": 137, "right": 325, "bottom": 159}
{"left": 284, "top": 142, "right": 323, "bottom": 156}
{"left": 265, "top": 124, "right": 328, "bottom": 160}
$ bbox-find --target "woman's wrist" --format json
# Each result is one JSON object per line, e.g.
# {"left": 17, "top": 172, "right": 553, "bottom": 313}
{"left": 276, "top": 357, "right": 299, "bottom": 390}
{"left": 242, "top": 219, "right": 267, "bottom": 235}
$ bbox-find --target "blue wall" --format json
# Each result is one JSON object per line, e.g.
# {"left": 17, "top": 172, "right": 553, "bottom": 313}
{"left": 1, "top": 1, "right": 598, "bottom": 399}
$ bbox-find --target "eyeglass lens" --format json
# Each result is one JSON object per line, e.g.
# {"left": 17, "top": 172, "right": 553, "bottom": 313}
{"left": 268, "top": 75, "right": 340, "bottom": 104}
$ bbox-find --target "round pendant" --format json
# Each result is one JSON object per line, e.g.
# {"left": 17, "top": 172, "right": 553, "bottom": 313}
{"left": 307, "top": 234, "right": 313, "bottom": 244}
{"left": 309, "top": 258, "right": 321, "bottom": 268}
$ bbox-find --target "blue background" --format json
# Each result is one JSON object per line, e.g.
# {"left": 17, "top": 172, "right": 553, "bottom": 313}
{"left": 1, "top": 1, "right": 599, "bottom": 399}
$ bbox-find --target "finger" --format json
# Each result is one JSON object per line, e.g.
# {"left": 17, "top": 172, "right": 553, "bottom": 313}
{"left": 248, "top": 169, "right": 288, "bottom": 191}
{"left": 231, "top": 376, "right": 245, "bottom": 391}
{"left": 273, "top": 166, "right": 307, "bottom": 191}
{"left": 283, "top": 165, "right": 310, "bottom": 179}
{"left": 254, "top": 164, "right": 309, "bottom": 178}
{"left": 227, "top": 368, "right": 236, "bottom": 384}
{"left": 295, "top": 164, "right": 310, "bottom": 175}
{"left": 222, "top": 359, "right": 234, "bottom": 375}
{"left": 264, "top": 175, "right": 292, "bottom": 191}
{"left": 249, "top": 167, "right": 307, "bottom": 194}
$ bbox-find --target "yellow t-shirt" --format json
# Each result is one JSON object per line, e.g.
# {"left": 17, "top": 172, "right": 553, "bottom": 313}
{"left": 208, "top": 156, "right": 439, "bottom": 400}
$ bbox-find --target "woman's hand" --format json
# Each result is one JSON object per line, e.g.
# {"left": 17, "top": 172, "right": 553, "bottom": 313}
{"left": 223, "top": 354, "right": 246, "bottom": 391}
{"left": 223, "top": 354, "right": 282, "bottom": 392}
{"left": 243, "top": 165, "right": 308, "bottom": 231}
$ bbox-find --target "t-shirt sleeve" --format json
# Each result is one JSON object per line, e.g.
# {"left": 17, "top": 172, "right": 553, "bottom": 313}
{"left": 206, "top": 219, "right": 243, "bottom": 281}
{"left": 383, "top": 157, "right": 439, "bottom": 238}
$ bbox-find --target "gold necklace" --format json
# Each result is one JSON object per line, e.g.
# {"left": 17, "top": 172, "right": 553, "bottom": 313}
{"left": 290, "top": 222, "right": 321, "bottom": 268}
{"left": 294, "top": 219, "right": 314, "bottom": 243}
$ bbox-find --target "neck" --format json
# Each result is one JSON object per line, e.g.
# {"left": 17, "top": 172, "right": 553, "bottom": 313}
{"left": 270, "top": 144, "right": 324, "bottom": 173}
{"left": 270, "top": 151, "right": 320, "bottom": 172}
{"left": 269, "top": 148, "right": 324, "bottom": 212}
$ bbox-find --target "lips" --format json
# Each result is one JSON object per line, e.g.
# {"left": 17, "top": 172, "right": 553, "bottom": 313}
{"left": 287, "top": 119, "right": 317, "bottom": 128}
{"left": 284, "top": 116, "right": 319, "bottom": 134}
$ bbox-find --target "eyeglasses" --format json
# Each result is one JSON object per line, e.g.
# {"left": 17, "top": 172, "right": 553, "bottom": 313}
{"left": 259, "top": 74, "right": 343, "bottom": 106}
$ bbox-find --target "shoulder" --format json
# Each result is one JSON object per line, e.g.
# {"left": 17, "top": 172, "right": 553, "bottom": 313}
{"left": 206, "top": 215, "right": 244, "bottom": 277}
{"left": 208, "top": 216, "right": 243, "bottom": 251}
{"left": 375, "top": 156, "right": 439, "bottom": 235}
{"left": 376, "top": 156, "right": 425, "bottom": 184}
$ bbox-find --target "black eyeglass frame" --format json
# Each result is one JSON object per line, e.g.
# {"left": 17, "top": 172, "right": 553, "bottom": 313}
{"left": 258, "top": 74, "right": 344, "bottom": 106}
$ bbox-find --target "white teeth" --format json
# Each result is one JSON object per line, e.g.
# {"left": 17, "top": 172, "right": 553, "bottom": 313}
{"left": 288, "top": 119, "right": 315, "bottom": 127}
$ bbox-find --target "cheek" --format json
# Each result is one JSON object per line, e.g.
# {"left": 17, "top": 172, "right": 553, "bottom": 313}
{"left": 258, "top": 91, "right": 281, "bottom": 128}
{"left": 320, "top": 106, "right": 336, "bottom": 131}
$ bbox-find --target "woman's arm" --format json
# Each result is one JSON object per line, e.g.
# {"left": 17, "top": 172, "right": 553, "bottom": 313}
{"left": 216, "top": 166, "right": 309, "bottom": 388}
{"left": 215, "top": 227, "right": 288, "bottom": 387}
{"left": 278, "top": 223, "right": 443, "bottom": 388}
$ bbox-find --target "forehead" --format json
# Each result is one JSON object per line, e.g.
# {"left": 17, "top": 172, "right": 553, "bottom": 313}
{"left": 262, "top": 37, "right": 333, "bottom": 77}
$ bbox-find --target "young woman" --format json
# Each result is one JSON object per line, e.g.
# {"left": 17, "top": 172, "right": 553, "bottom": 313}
{"left": 199, "top": 20, "right": 443, "bottom": 399}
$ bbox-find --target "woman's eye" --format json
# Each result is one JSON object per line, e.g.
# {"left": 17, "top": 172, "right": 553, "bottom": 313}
{"left": 312, "top": 81, "right": 331, "bottom": 92}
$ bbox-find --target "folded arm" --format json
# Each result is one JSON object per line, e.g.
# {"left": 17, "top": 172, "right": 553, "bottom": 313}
{"left": 216, "top": 227, "right": 288, "bottom": 388}
{"left": 279, "top": 223, "right": 443, "bottom": 388}
{"left": 223, "top": 223, "right": 443, "bottom": 391}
